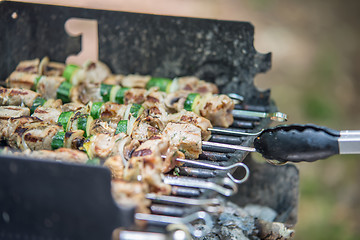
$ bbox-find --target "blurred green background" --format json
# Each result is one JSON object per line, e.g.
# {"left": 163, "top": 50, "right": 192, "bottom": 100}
{"left": 242, "top": 1, "right": 360, "bottom": 239}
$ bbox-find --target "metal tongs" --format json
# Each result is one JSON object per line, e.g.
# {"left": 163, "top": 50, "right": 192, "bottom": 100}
{"left": 204, "top": 124, "right": 360, "bottom": 164}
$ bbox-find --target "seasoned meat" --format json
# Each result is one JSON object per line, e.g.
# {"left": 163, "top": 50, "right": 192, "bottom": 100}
{"left": 102, "top": 74, "right": 124, "bottom": 85}
{"left": 177, "top": 76, "right": 218, "bottom": 94}
{"left": 131, "top": 118, "right": 160, "bottom": 142}
{"left": 28, "top": 148, "right": 88, "bottom": 164}
{"left": 142, "top": 89, "right": 169, "bottom": 123}
{"left": 61, "top": 102, "right": 85, "bottom": 112}
{"left": 89, "top": 119, "right": 116, "bottom": 136}
{"left": 77, "top": 82, "right": 102, "bottom": 104}
{"left": 162, "top": 146, "right": 184, "bottom": 173}
{"left": 100, "top": 102, "right": 127, "bottom": 122}
{"left": 15, "top": 58, "right": 40, "bottom": 74}
{"left": 0, "top": 106, "right": 30, "bottom": 120}
{"left": 0, "top": 87, "right": 40, "bottom": 108}
{"left": 120, "top": 74, "right": 151, "bottom": 89}
{"left": 163, "top": 122, "right": 202, "bottom": 159}
{"left": 167, "top": 109, "right": 212, "bottom": 141}
{"left": 9, "top": 122, "right": 62, "bottom": 151}
{"left": 104, "top": 155, "right": 125, "bottom": 180}
{"left": 125, "top": 135, "right": 172, "bottom": 195}
{"left": 84, "top": 133, "right": 123, "bottom": 159}
{"left": 111, "top": 180, "right": 151, "bottom": 214}
{"left": 124, "top": 88, "right": 147, "bottom": 105}
{"left": 1, "top": 116, "right": 42, "bottom": 142}
{"left": 6, "top": 72, "right": 38, "bottom": 89}
{"left": 43, "top": 99, "right": 63, "bottom": 109}
{"left": 41, "top": 57, "right": 65, "bottom": 76}
{"left": 37, "top": 76, "right": 65, "bottom": 99}
{"left": 200, "top": 94, "right": 234, "bottom": 128}
{"left": 83, "top": 61, "right": 111, "bottom": 85}
{"left": 32, "top": 106, "right": 62, "bottom": 124}
{"left": 164, "top": 91, "right": 188, "bottom": 112}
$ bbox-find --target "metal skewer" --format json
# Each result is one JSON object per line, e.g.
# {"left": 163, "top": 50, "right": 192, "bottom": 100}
{"left": 174, "top": 157, "right": 250, "bottom": 184}
{"left": 232, "top": 109, "right": 288, "bottom": 122}
{"left": 202, "top": 141, "right": 256, "bottom": 153}
{"left": 209, "top": 127, "right": 264, "bottom": 136}
{"left": 135, "top": 211, "right": 213, "bottom": 238}
{"left": 146, "top": 194, "right": 221, "bottom": 212}
{"left": 163, "top": 175, "right": 237, "bottom": 196}
{"left": 162, "top": 155, "right": 250, "bottom": 184}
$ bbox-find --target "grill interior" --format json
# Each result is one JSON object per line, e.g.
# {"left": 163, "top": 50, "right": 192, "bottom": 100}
{"left": 0, "top": 1, "right": 299, "bottom": 239}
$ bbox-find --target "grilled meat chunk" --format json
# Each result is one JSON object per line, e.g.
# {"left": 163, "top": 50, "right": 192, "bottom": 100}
{"left": 0, "top": 87, "right": 40, "bottom": 108}
{"left": 111, "top": 180, "right": 151, "bottom": 214}
{"left": 163, "top": 122, "right": 202, "bottom": 159}
{"left": 131, "top": 118, "right": 161, "bottom": 142}
{"left": 104, "top": 155, "right": 125, "bottom": 179}
{"left": 177, "top": 76, "right": 218, "bottom": 94}
{"left": 32, "top": 106, "right": 62, "bottom": 124}
{"left": 84, "top": 133, "right": 124, "bottom": 159}
{"left": 99, "top": 102, "right": 127, "bottom": 122}
{"left": 165, "top": 91, "right": 234, "bottom": 127}
{"left": 83, "top": 60, "right": 111, "bottom": 85}
{"left": 6, "top": 71, "right": 38, "bottom": 89}
{"left": 167, "top": 110, "right": 212, "bottom": 141}
{"left": 15, "top": 58, "right": 40, "bottom": 74}
{"left": 40, "top": 57, "right": 66, "bottom": 76}
{"left": 0, "top": 106, "right": 30, "bottom": 120}
{"left": 36, "top": 76, "right": 65, "bottom": 99}
{"left": 102, "top": 74, "right": 124, "bottom": 85}
{"left": 125, "top": 135, "right": 172, "bottom": 194}
{"left": 200, "top": 94, "right": 234, "bottom": 128}
{"left": 9, "top": 121, "right": 62, "bottom": 151}
{"left": 26, "top": 148, "right": 88, "bottom": 163}
{"left": 120, "top": 74, "right": 151, "bottom": 89}
{"left": 124, "top": 88, "right": 147, "bottom": 105}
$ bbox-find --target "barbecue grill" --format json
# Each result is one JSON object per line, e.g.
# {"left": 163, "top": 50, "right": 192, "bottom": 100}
{"left": 0, "top": 1, "right": 299, "bottom": 239}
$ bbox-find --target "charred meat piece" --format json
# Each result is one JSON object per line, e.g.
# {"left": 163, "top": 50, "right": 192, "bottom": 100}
{"left": 125, "top": 135, "right": 172, "bottom": 195}
{"left": 0, "top": 87, "right": 40, "bottom": 108}
{"left": 104, "top": 155, "right": 125, "bottom": 180}
{"left": 9, "top": 121, "right": 62, "bottom": 151}
{"left": 15, "top": 58, "right": 40, "bottom": 74}
{"left": 0, "top": 106, "right": 30, "bottom": 120}
{"left": 165, "top": 91, "right": 234, "bottom": 127}
{"left": 111, "top": 180, "right": 151, "bottom": 214}
{"left": 124, "top": 88, "right": 147, "bottom": 105}
{"left": 40, "top": 57, "right": 66, "bottom": 76}
{"left": 24, "top": 148, "right": 88, "bottom": 164}
{"left": 99, "top": 102, "right": 127, "bottom": 122}
{"left": 83, "top": 133, "right": 125, "bottom": 159}
{"left": 36, "top": 76, "right": 65, "bottom": 100}
{"left": 167, "top": 109, "right": 212, "bottom": 141}
{"left": 177, "top": 76, "right": 218, "bottom": 94}
{"left": 32, "top": 106, "right": 62, "bottom": 124}
{"left": 200, "top": 94, "right": 234, "bottom": 128}
{"left": 120, "top": 74, "right": 151, "bottom": 89}
{"left": 163, "top": 122, "right": 202, "bottom": 159}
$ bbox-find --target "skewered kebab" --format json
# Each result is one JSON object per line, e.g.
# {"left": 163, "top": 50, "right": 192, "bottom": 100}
{"left": 0, "top": 101, "right": 245, "bottom": 192}
{"left": 5, "top": 69, "right": 235, "bottom": 127}
{"left": 5, "top": 59, "right": 287, "bottom": 126}
{"left": 8, "top": 57, "right": 219, "bottom": 93}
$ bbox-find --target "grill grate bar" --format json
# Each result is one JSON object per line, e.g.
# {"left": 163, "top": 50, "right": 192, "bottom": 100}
{"left": 150, "top": 204, "right": 185, "bottom": 217}
{"left": 231, "top": 120, "right": 258, "bottom": 129}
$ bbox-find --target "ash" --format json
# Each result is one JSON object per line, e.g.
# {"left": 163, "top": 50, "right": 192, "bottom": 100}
{"left": 193, "top": 198, "right": 294, "bottom": 240}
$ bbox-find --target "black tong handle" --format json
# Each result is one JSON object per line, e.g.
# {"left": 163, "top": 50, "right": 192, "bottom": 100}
{"left": 254, "top": 124, "right": 341, "bottom": 163}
